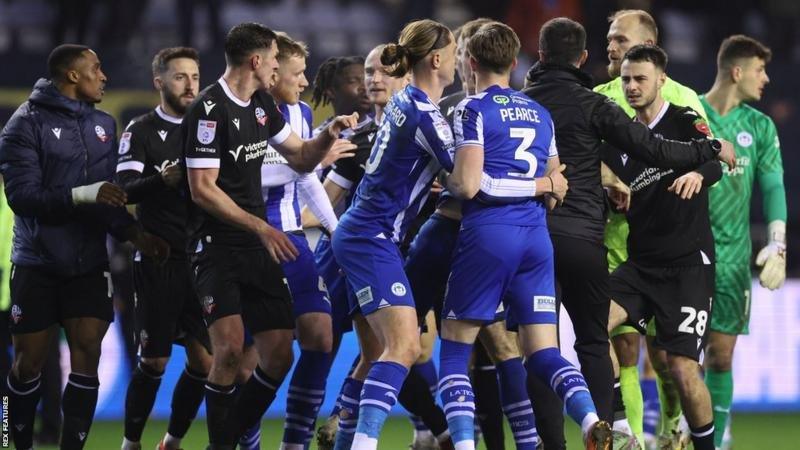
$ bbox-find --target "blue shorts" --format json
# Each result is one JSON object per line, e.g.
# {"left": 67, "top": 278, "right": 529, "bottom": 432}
{"left": 282, "top": 232, "right": 331, "bottom": 318}
{"left": 404, "top": 213, "right": 461, "bottom": 319}
{"left": 331, "top": 226, "right": 415, "bottom": 316}
{"left": 443, "top": 223, "right": 556, "bottom": 326}
{"left": 314, "top": 234, "right": 353, "bottom": 335}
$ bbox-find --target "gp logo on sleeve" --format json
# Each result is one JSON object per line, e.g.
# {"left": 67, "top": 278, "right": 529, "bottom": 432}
{"left": 197, "top": 120, "right": 217, "bottom": 144}
{"left": 118, "top": 132, "right": 132, "bottom": 154}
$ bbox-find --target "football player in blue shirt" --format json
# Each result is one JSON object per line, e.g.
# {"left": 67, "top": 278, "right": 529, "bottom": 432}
{"left": 330, "top": 19, "right": 458, "bottom": 450}
{"left": 439, "top": 22, "right": 613, "bottom": 450}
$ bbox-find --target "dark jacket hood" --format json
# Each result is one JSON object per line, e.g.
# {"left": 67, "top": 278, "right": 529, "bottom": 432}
{"left": 28, "top": 78, "right": 92, "bottom": 116}
{"left": 525, "top": 61, "right": 594, "bottom": 89}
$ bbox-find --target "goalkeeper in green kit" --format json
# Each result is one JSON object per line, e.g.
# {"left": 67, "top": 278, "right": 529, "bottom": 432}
{"left": 700, "top": 35, "right": 786, "bottom": 450}
{"left": 594, "top": 9, "right": 714, "bottom": 448}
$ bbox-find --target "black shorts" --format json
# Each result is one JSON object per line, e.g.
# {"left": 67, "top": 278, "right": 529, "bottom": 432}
{"left": 133, "top": 256, "right": 211, "bottom": 358}
{"left": 610, "top": 261, "right": 714, "bottom": 361}
{"left": 9, "top": 264, "right": 114, "bottom": 334}
{"left": 190, "top": 243, "right": 293, "bottom": 333}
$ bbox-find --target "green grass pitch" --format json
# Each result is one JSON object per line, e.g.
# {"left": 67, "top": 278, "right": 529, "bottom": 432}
{"left": 33, "top": 413, "right": 800, "bottom": 449}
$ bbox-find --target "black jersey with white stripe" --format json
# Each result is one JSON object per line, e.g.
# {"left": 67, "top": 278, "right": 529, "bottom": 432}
{"left": 116, "top": 106, "right": 188, "bottom": 254}
{"left": 183, "top": 78, "right": 289, "bottom": 248}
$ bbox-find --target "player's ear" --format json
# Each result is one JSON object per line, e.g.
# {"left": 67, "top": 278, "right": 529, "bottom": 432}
{"left": 66, "top": 68, "right": 80, "bottom": 84}
{"left": 731, "top": 65, "right": 742, "bottom": 83}
{"left": 511, "top": 57, "right": 518, "bottom": 72}
{"left": 468, "top": 55, "right": 479, "bottom": 72}
{"left": 577, "top": 50, "right": 589, "bottom": 67}
{"left": 153, "top": 76, "right": 163, "bottom": 91}
{"left": 431, "top": 50, "right": 442, "bottom": 70}
{"left": 250, "top": 53, "right": 260, "bottom": 72}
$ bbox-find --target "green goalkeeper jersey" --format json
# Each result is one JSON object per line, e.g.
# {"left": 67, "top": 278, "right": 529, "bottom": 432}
{"left": 594, "top": 77, "right": 710, "bottom": 270}
{"left": 700, "top": 95, "right": 786, "bottom": 265}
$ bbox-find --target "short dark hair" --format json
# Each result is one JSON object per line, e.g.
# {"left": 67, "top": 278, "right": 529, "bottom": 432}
{"left": 623, "top": 44, "right": 668, "bottom": 71}
{"left": 539, "top": 17, "right": 586, "bottom": 66}
{"left": 717, "top": 34, "right": 772, "bottom": 71}
{"left": 152, "top": 46, "right": 199, "bottom": 76}
{"left": 224, "top": 22, "right": 277, "bottom": 66}
{"left": 468, "top": 22, "right": 520, "bottom": 74}
{"left": 47, "top": 44, "right": 90, "bottom": 81}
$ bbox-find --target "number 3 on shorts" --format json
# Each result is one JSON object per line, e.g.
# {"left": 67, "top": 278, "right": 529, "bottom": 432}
{"left": 678, "top": 306, "right": 708, "bottom": 336}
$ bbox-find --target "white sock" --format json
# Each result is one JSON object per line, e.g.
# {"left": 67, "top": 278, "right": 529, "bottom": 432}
{"left": 613, "top": 417, "right": 633, "bottom": 435}
{"left": 279, "top": 444, "right": 304, "bottom": 450}
{"left": 121, "top": 437, "right": 139, "bottom": 450}
{"left": 351, "top": 432, "right": 379, "bottom": 450}
{"left": 454, "top": 440, "right": 475, "bottom": 450}
{"left": 581, "top": 412, "right": 601, "bottom": 439}
{"left": 162, "top": 433, "right": 181, "bottom": 449}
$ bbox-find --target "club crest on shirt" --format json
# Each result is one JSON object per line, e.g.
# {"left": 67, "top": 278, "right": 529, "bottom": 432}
{"left": 255, "top": 107, "right": 267, "bottom": 126}
{"left": 11, "top": 305, "right": 22, "bottom": 324}
{"left": 95, "top": 125, "right": 109, "bottom": 142}
{"left": 118, "top": 132, "right": 132, "bottom": 154}
{"left": 197, "top": 120, "right": 217, "bottom": 144}
{"left": 737, "top": 131, "right": 753, "bottom": 147}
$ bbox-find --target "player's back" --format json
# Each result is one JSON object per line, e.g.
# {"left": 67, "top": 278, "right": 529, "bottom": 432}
{"left": 339, "top": 85, "right": 454, "bottom": 242}
{"left": 455, "top": 86, "right": 555, "bottom": 229}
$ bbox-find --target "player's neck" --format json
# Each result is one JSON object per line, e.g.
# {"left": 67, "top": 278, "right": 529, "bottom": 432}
{"left": 221, "top": 67, "right": 259, "bottom": 103}
{"left": 636, "top": 96, "right": 665, "bottom": 126}
{"left": 411, "top": 71, "right": 445, "bottom": 104}
{"left": 704, "top": 82, "right": 742, "bottom": 116}
{"left": 159, "top": 102, "right": 183, "bottom": 119}
{"left": 475, "top": 73, "right": 509, "bottom": 93}
{"left": 374, "top": 105, "right": 385, "bottom": 123}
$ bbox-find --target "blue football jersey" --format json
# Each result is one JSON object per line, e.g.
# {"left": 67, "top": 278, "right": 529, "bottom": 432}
{"left": 260, "top": 101, "right": 313, "bottom": 232}
{"left": 339, "top": 85, "right": 455, "bottom": 242}
{"left": 454, "top": 85, "right": 557, "bottom": 228}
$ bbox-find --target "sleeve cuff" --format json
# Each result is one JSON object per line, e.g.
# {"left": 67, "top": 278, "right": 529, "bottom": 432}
{"left": 116, "top": 161, "right": 144, "bottom": 173}
{"left": 186, "top": 157, "right": 221, "bottom": 169}
{"left": 327, "top": 170, "right": 353, "bottom": 190}
{"left": 269, "top": 123, "right": 292, "bottom": 146}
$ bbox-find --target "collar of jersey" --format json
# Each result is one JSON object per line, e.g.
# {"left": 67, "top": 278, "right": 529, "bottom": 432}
{"left": 634, "top": 100, "right": 670, "bottom": 129}
{"left": 155, "top": 105, "right": 182, "bottom": 124}
{"left": 218, "top": 77, "right": 251, "bottom": 107}
{"left": 407, "top": 85, "right": 440, "bottom": 112}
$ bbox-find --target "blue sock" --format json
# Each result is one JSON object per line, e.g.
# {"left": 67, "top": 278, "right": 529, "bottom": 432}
{"left": 413, "top": 359, "right": 438, "bottom": 396}
{"left": 329, "top": 354, "right": 360, "bottom": 419}
{"left": 641, "top": 378, "right": 660, "bottom": 436}
{"left": 438, "top": 339, "right": 475, "bottom": 447}
{"left": 282, "top": 349, "right": 331, "bottom": 446}
{"left": 352, "top": 361, "right": 408, "bottom": 445}
{"left": 333, "top": 377, "right": 363, "bottom": 450}
{"left": 526, "top": 348, "right": 597, "bottom": 427}
{"left": 239, "top": 421, "right": 261, "bottom": 450}
{"left": 497, "top": 357, "right": 539, "bottom": 449}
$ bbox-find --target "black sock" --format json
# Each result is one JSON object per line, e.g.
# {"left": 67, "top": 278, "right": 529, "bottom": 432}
{"left": 205, "top": 381, "right": 237, "bottom": 446}
{"left": 472, "top": 343, "right": 504, "bottom": 450}
{"left": 167, "top": 365, "right": 207, "bottom": 439}
{"left": 61, "top": 373, "right": 99, "bottom": 450}
{"left": 123, "top": 362, "right": 163, "bottom": 442}
{"left": 613, "top": 377, "right": 627, "bottom": 423}
{"left": 398, "top": 367, "right": 448, "bottom": 436}
{"left": 690, "top": 422, "right": 715, "bottom": 450}
{"left": 526, "top": 370, "right": 566, "bottom": 450}
{"left": 7, "top": 372, "right": 42, "bottom": 450}
{"left": 234, "top": 365, "right": 282, "bottom": 438}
